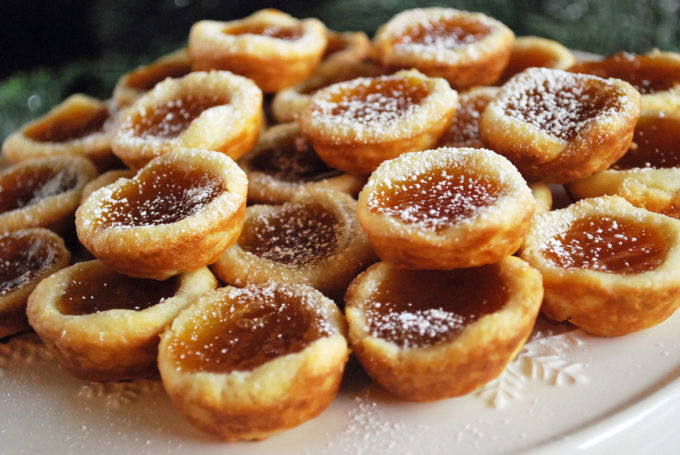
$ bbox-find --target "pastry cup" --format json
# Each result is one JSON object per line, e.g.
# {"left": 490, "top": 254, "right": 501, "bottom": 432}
{"left": 530, "top": 182, "right": 553, "bottom": 215}
{"left": 76, "top": 148, "right": 247, "bottom": 280}
{"left": 112, "top": 71, "right": 262, "bottom": 170}
{"left": 27, "top": 261, "right": 217, "bottom": 381}
{"left": 345, "top": 257, "right": 543, "bottom": 401}
{"left": 189, "top": 9, "right": 327, "bottom": 93}
{"left": 498, "top": 35, "right": 576, "bottom": 84}
{"left": 80, "top": 169, "right": 136, "bottom": 204}
{"left": 521, "top": 196, "right": 680, "bottom": 336}
{"left": 158, "top": 282, "right": 349, "bottom": 441}
{"left": 437, "top": 86, "right": 500, "bottom": 148}
{"left": 357, "top": 147, "right": 535, "bottom": 269}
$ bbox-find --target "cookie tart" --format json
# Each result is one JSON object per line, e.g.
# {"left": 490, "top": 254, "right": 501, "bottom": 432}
{"left": 480, "top": 67, "right": 641, "bottom": 183}
{"left": 239, "top": 123, "right": 365, "bottom": 204}
{"left": 0, "top": 228, "right": 70, "bottom": 338}
{"left": 437, "top": 86, "right": 499, "bottom": 148}
{"left": 299, "top": 69, "right": 457, "bottom": 175}
{"left": 76, "top": 148, "right": 247, "bottom": 280}
{"left": 213, "top": 190, "right": 376, "bottom": 299}
{"left": 112, "top": 71, "right": 262, "bottom": 170}
{"left": 80, "top": 169, "right": 136, "bottom": 204}
{"left": 345, "top": 257, "right": 543, "bottom": 401}
{"left": 27, "top": 261, "right": 216, "bottom": 381}
{"left": 189, "top": 9, "right": 327, "bottom": 93}
{"left": 158, "top": 282, "right": 349, "bottom": 441}
{"left": 521, "top": 196, "right": 680, "bottom": 336}
{"left": 357, "top": 147, "right": 535, "bottom": 269}
{"left": 497, "top": 36, "right": 576, "bottom": 84}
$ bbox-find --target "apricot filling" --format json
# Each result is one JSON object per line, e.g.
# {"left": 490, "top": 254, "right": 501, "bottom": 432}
{"left": 0, "top": 166, "right": 78, "bottom": 214}
{"left": 24, "top": 105, "right": 109, "bottom": 143}
{"left": 0, "top": 231, "right": 64, "bottom": 296}
{"left": 613, "top": 114, "right": 680, "bottom": 170}
{"left": 223, "top": 23, "right": 303, "bottom": 41}
{"left": 395, "top": 16, "right": 491, "bottom": 50}
{"left": 131, "top": 95, "right": 227, "bottom": 139}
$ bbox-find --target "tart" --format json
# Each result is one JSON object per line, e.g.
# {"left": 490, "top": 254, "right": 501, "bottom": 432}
{"left": 299, "top": 69, "right": 457, "bottom": 175}
{"left": 213, "top": 190, "right": 376, "bottom": 300}
{"left": 76, "top": 148, "right": 247, "bottom": 280}
{"left": 112, "top": 71, "right": 262, "bottom": 170}
{"left": 498, "top": 36, "right": 576, "bottom": 84}
{"left": 238, "top": 123, "right": 365, "bottom": 204}
{"left": 480, "top": 67, "right": 641, "bottom": 183}
{"left": 437, "top": 86, "right": 500, "bottom": 148}
{"left": 356, "top": 147, "right": 535, "bottom": 269}
{"left": 158, "top": 282, "right": 349, "bottom": 441}
{"left": 0, "top": 156, "right": 96, "bottom": 234}
{"left": 345, "top": 257, "right": 543, "bottom": 401}
{"left": 373, "top": 7, "right": 514, "bottom": 89}
{"left": 189, "top": 9, "right": 327, "bottom": 93}
{"left": 530, "top": 182, "right": 553, "bottom": 215}
{"left": 521, "top": 196, "right": 680, "bottom": 336}
{"left": 80, "top": 169, "right": 136, "bottom": 204}
{"left": 2, "top": 94, "right": 119, "bottom": 171}
{"left": 27, "top": 261, "right": 217, "bottom": 381}
{"left": 0, "top": 228, "right": 70, "bottom": 338}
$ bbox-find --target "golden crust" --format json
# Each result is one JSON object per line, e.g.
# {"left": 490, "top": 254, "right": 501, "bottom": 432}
{"left": 0, "top": 156, "right": 97, "bottom": 234}
{"left": 80, "top": 169, "right": 136, "bottom": 204}
{"left": 112, "top": 71, "right": 262, "bottom": 170}
{"left": 27, "top": 261, "right": 217, "bottom": 381}
{"left": 374, "top": 7, "right": 514, "bottom": 89}
{"left": 530, "top": 182, "right": 553, "bottom": 214}
{"left": 238, "top": 123, "right": 366, "bottom": 204}
{"left": 438, "top": 86, "right": 500, "bottom": 148}
{"left": 480, "top": 68, "right": 641, "bottom": 183}
{"left": 498, "top": 36, "right": 576, "bottom": 84}
{"left": 189, "top": 9, "right": 327, "bottom": 93}
{"left": 158, "top": 283, "right": 349, "bottom": 441}
{"left": 76, "top": 148, "right": 247, "bottom": 280}
{"left": 356, "top": 147, "right": 535, "bottom": 269}
{"left": 0, "top": 229, "right": 70, "bottom": 338}
{"left": 345, "top": 257, "right": 543, "bottom": 401}
{"left": 521, "top": 196, "right": 680, "bottom": 336}
{"left": 299, "top": 69, "right": 458, "bottom": 175}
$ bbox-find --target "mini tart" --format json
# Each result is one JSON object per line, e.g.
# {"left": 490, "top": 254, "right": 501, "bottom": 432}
{"left": 0, "top": 228, "right": 70, "bottom": 338}
{"left": 213, "top": 190, "right": 376, "bottom": 300}
{"left": 497, "top": 36, "right": 576, "bottom": 84}
{"left": 530, "top": 182, "right": 553, "bottom": 215}
{"left": 113, "top": 48, "right": 192, "bottom": 107}
{"left": 373, "top": 7, "right": 514, "bottom": 89}
{"left": 80, "top": 169, "right": 136, "bottom": 204}
{"left": 521, "top": 196, "right": 680, "bottom": 336}
{"left": 321, "top": 30, "right": 372, "bottom": 67}
{"left": 238, "top": 123, "right": 365, "bottom": 204}
{"left": 27, "top": 261, "right": 217, "bottom": 381}
{"left": 299, "top": 69, "right": 458, "bottom": 175}
{"left": 158, "top": 282, "right": 349, "bottom": 441}
{"left": 188, "top": 9, "right": 327, "bottom": 93}
{"left": 76, "top": 148, "right": 247, "bottom": 280}
{"left": 480, "top": 67, "right": 641, "bottom": 183}
{"left": 2, "top": 94, "right": 119, "bottom": 171}
{"left": 0, "top": 156, "right": 97, "bottom": 234}
{"left": 112, "top": 71, "right": 262, "bottom": 170}
{"left": 438, "top": 86, "right": 500, "bottom": 148}
{"left": 567, "top": 108, "right": 680, "bottom": 218}
{"left": 345, "top": 257, "right": 543, "bottom": 401}
{"left": 357, "top": 147, "right": 535, "bottom": 269}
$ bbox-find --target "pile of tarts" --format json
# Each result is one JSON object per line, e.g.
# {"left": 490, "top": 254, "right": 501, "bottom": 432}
{"left": 2, "top": 5, "right": 680, "bottom": 442}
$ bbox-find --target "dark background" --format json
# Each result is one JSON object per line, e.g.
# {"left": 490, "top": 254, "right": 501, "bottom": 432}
{"left": 2, "top": 0, "right": 680, "bottom": 140}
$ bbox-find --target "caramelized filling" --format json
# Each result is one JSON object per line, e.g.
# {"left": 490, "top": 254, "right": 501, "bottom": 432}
{"left": 544, "top": 215, "right": 668, "bottom": 273}
{"left": 240, "top": 203, "right": 340, "bottom": 266}
{"left": 98, "top": 163, "right": 224, "bottom": 228}
{"left": 369, "top": 168, "right": 503, "bottom": 231}
{"left": 501, "top": 48, "right": 560, "bottom": 83}
{"left": 170, "top": 286, "right": 331, "bottom": 374}
{"left": 440, "top": 89, "right": 497, "bottom": 146}
{"left": 125, "top": 63, "right": 192, "bottom": 92}
{"left": 397, "top": 16, "right": 491, "bottom": 49}
{"left": 25, "top": 107, "right": 109, "bottom": 143}
{"left": 224, "top": 23, "right": 303, "bottom": 41}
{"left": 322, "top": 33, "right": 350, "bottom": 58}
{"left": 0, "top": 233, "right": 58, "bottom": 296}
{"left": 366, "top": 265, "right": 508, "bottom": 349}
{"left": 57, "top": 267, "right": 180, "bottom": 315}
{"left": 613, "top": 115, "right": 680, "bottom": 169}
{"left": 132, "top": 95, "right": 227, "bottom": 139}
{"left": 0, "top": 166, "right": 79, "bottom": 213}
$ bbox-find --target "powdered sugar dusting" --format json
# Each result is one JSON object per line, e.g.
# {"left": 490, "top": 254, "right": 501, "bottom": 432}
{"left": 0, "top": 231, "right": 58, "bottom": 295}
{"left": 367, "top": 306, "right": 465, "bottom": 349}
{"left": 0, "top": 165, "right": 78, "bottom": 213}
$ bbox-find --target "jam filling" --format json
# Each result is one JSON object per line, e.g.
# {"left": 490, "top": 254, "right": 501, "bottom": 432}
{"left": 369, "top": 167, "right": 502, "bottom": 231}
{"left": 613, "top": 115, "right": 680, "bottom": 169}
{"left": 98, "top": 163, "right": 224, "bottom": 228}
{"left": 57, "top": 267, "right": 180, "bottom": 315}
{"left": 125, "top": 63, "right": 192, "bottom": 92}
{"left": 239, "top": 203, "right": 340, "bottom": 266}
{"left": 132, "top": 95, "right": 227, "bottom": 139}
{"left": 544, "top": 215, "right": 668, "bottom": 273}
{"left": 25, "top": 107, "right": 109, "bottom": 143}
{"left": 440, "top": 89, "right": 497, "bottom": 146}
{"left": 0, "top": 232, "right": 58, "bottom": 296}
{"left": 366, "top": 265, "right": 508, "bottom": 349}
{"left": 224, "top": 23, "right": 303, "bottom": 41}
{"left": 170, "top": 286, "right": 331, "bottom": 374}
{"left": 397, "top": 16, "right": 491, "bottom": 50}
{"left": 500, "top": 48, "right": 561, "bottom": 83}
{"left": 0, "top": 166, "right": 79, "bottom": 214}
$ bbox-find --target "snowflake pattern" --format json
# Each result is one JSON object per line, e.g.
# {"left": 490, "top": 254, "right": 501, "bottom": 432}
{"left": 77, "top": 379, "right": 162, "bottom": 410}
{"left": 0, "top": 333, "right": 52, "bottom": 375}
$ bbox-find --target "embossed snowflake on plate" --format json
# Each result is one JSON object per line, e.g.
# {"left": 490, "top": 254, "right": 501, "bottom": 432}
{"left": 77, "top": 379, "right": 163, "bottom": 410}
{"left": 0, "top": 332, "right": 52, "bottom": 375}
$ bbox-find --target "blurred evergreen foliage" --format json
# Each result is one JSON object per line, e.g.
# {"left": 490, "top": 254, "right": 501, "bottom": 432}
{"left": 2, "top": 0, "right": 679, "bottom": 142}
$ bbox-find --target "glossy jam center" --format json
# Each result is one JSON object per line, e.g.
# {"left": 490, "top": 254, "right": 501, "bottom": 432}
{"left": 370, "top": 167, "right": 502, "bottom": 231}
{"left": 98, "top": 163, "right": 224, "bottom": 228}
{"left": 398, "top": 17, "right": 491, "bottom": 49}
{"left": 500, "top": 48, "right": 560, "bottom": 83}
{"left": 239, "top": 203, "right": 340, "bottom": 266}
{"left": 544, "top": 215, "right": 668, "bottom": 273}
{"left": 0, "top": 166, "right": 79, "bottom": 214}
{"left": 224, "top": 23, "right": 302, "bottom": 41}
{"left": 25, "top": 106, "right": 109, "bottom": 143}
{"left": 0, "top": 233, "right": 58, "bottom": 296}
{"left": 366, "top": 265, "right": 508, "bottom": 349}
{"left": 440, "top": 89, "right": 497, "bottom": 146}
{"left": 132, "top": 95, "right": 226, "bottom": 139}
{"left": 125, "top": 63, "right": 192, "bottom": 92}
{"left": 170, "top": 286, "right": 331, "bottom": 374}
{"left": 58, "top": 266, "right": 180, "bottom": 315}
{"left": 613, "top": 115, "right": 680, "bottom": 169}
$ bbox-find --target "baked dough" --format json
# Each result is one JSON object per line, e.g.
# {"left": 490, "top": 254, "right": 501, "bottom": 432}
{"left": 437, "top": 86, "right": 499, "bottom": 148}
{"left": 80, "top": 169, "right": 136, "bottom": 204}
{"left": 498, "top": 36, "right": 576, "bottom": 84}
